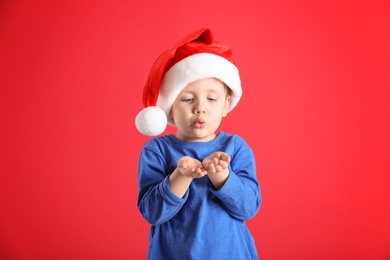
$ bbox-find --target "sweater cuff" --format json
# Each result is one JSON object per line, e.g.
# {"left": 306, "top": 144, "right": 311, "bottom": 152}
{"left": 209, "top": 169, "right": 239, "bottom": 201}
{"left": 161, "top": 176, "right": 189, "bottom": 204}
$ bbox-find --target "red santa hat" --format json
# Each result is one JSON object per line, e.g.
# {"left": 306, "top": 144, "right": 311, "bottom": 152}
{"left": 135, "top": 28, "right": 242, "bottom": 136}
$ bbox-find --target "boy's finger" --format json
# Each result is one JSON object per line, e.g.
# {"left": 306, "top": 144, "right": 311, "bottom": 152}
{"left": 221, "top": 154, "right": 230, "bottom": 162}
{"left": 219, "top": 160, "right": 228, "bottom": 168}
{"left": 215, "top": 165, "right": 223, "bottom": 172}
{"left": 208, "top": 163, "right": 216, "bottom": 173}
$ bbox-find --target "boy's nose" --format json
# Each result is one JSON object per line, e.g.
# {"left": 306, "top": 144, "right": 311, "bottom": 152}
{"left": 195, "top": 109, "right": 205, "bottom": 114}
{"left": 194, "top": 103, "right": 205, "bottom": 114}
{"left": 193, "top": 100, "right": 206, "bottom": 115}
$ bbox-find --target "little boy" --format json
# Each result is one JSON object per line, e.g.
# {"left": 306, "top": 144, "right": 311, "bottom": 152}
{"left": 135, "top": 28, "right": 262, "bottom": 259}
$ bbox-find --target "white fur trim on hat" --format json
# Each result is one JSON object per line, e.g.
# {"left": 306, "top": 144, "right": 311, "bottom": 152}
{"left": 157, "top": 53, "right": 242, "bottom": 125}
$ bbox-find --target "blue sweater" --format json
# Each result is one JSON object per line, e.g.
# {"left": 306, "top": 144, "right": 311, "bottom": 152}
{"left": 138, "top": 132, "right": 261, "bottom": 259}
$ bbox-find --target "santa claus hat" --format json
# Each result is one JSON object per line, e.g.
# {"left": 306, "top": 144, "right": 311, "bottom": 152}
{"left": 135, "top": 28, "right": 242, "bottom": 136}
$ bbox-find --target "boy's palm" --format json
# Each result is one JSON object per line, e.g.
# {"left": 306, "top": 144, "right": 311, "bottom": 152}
{"left": 202, "top": 152, "right": 231, "bottom": 174}
{"left": 177, "top": 152, "right": 230, "bottom": 178}
{"left": 178, "top": 156, "right": 207, "bottom": 178}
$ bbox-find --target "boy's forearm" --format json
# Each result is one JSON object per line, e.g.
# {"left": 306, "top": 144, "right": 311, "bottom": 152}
{"left": 208, "top": 169, "right": 229, "bottom": 190}
{"left": 168, "top": 168, "right": 193, "bottom": 198}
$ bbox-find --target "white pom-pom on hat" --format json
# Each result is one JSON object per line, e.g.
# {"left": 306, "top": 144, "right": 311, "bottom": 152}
{"left": 135, "top": 28, "right": 242, "bottom": 136}
{"left": 135, "top": 106, "right": 167, "bottom": 136}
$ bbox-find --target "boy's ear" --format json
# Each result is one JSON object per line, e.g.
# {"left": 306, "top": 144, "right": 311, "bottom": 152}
{"left": 222, "top": 96, "right": 231, "bottom": 117}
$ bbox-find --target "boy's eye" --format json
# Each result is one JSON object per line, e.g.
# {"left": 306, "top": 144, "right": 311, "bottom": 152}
{"left": 207, "top": 97, "right": 217, "bottom": 101}
{"left": 182, "top": 98, "right": 193, "bottom": 102}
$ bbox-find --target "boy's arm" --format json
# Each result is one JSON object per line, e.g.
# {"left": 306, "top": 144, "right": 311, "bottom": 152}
{"left": 208, "top": 142, "right": 261, "bottom": 221}
{"left": 207, "top": 169, "right": 229, "bottom": 190}
{"left": 168, "top": 168, "right": 192, "bottom": 198}
{"left": 138, "top": 148, "right": 187, "bottom": 225}
{"left": 138, "top": 147, "right": 208, "bottom": 225}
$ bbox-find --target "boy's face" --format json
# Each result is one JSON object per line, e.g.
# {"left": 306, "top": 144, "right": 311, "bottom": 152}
{"left": 169, "top": 78, "right": 231, "bottom": 142}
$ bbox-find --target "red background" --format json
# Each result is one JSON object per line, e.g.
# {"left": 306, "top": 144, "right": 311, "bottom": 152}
{"left": 1, "top": 1, "right": 389, "bottom": 259}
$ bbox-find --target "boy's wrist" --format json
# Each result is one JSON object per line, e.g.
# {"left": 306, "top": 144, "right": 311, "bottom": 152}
{"left": 175, "top": 167, "right": 193, "bottom": 179}
{"left": 208, "top": 168, "right": 229, "bottom": 175}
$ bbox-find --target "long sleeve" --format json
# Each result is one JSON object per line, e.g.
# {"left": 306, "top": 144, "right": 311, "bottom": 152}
{"left": 137, "top": 144, "right": 188, "bottom": 225}
{"left": 210, "top": 136, "right": 261, "bottom": 220}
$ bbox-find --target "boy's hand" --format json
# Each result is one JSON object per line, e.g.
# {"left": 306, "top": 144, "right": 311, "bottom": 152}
{"left": 177, "top": 156, "right": 207, "bottom": 178}
{"left": 202, "top": 152, "right": 231, "bottom": 174}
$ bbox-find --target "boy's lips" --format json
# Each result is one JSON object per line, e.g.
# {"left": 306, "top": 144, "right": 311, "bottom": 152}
{"left": 194, "top": 118, "right": 206, "bottom": 128}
